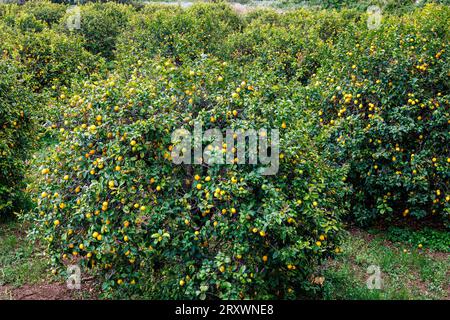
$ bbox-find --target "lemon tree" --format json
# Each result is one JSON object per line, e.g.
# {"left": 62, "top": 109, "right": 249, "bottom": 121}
{"left": 309, "top": 4, "right": 450, "bottom": 225}
{"left": 28, "top": 56, "right": 347, "bottom": 299}
{"left": 0, "top": 55, "right": 35, "bottom": 216}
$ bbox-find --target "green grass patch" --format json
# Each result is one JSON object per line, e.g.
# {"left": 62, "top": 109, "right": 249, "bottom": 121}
{"left": 0, "top": 221, "right": 50, "bottom": 288}
{"left": 322, "top": 229, "right": 449, "bottom": 300}
{"left": 383, "top": 227, "right": 450, "bottom": 253}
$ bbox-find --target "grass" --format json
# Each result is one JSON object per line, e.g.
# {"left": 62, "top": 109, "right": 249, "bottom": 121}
{"left": 0, "top": 220, "right": 50, "bottom": 288}
{"left": 322, "top": 228, "right": 449, "bottom": 300}
{"left": 383, "top": 227, "right": 450, "bottom": 253}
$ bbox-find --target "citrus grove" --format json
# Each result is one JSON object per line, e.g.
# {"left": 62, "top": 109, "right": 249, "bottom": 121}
{"left": 0, "top": 0, "right": 448, "bottom": 299}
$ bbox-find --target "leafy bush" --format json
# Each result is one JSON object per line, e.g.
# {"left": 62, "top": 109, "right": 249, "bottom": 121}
{"left": 23, "top": 0, "right": 68, "bottom": 27}
{"left": 277, "top": 0, "right": 450, "bottom": 12}
{"left": 116, "top": 2, "right": 242, "bottom": 69}
{"left": 60, "top": 2, "right": 133, "bottom": 59}
{"left": 0, "top": 26, "right": 104, "bottom": 93}
{"left": 0, "top": 57, "right": 35, "bottom": 216}
{"left": 28, "top": 57, "right": 347, "bottom": 299}
{"left": 309, "top": 4, "right": 450, "bottom": 225}
{"left": 1, "top": 5, "right": 48, "bottom": 32}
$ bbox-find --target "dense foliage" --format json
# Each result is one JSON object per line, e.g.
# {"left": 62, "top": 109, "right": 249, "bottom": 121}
{"left": 30, "top": 58, "right": 347, "bottom": 298}
{"left": 309, "top": 5, "right": 450, "bottom": 225}
{"left": 0, "top": 55, "right": 35, "bottom": 216}
{"left": 0, "top": 0, "right": 448, "bottom": 298}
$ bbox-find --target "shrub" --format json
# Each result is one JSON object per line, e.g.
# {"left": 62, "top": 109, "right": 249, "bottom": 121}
{"left": 115, "top": 2, "right": 242, "bottom": 70}
{"left": 0, "top": 27, "right": 105, "bottom": 93}
{"left": 2, "top": 7, "right": 47, "bottom": 32}
{"left": 60, "top": 2, "right": 133, "bottom": 59}
{"left": 277, "top": 0, "right": 450, "bottom": 12}
{"left": 0, "top": 57, "right": 35, "bottom": 216}
{"left": 220, "top": 17, "right": 323, "bottom": 83}
{"left": 309, "top": 4, "right": 450, "bottom": 225}
{"left": 23, "top": 0, "right": 68, "bottom": 27}
{"left": 28, "top": 57, "right": 346, "bottom": 299}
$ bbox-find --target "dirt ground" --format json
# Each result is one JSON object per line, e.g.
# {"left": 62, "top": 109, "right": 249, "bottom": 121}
{"left": 0, "top": 279, "right": 97, "bottom": 300}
